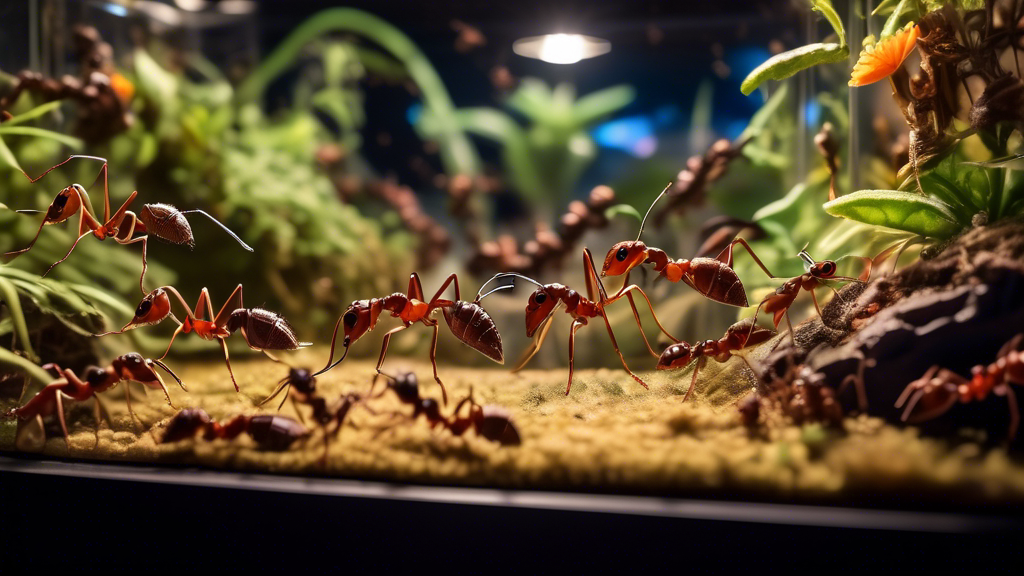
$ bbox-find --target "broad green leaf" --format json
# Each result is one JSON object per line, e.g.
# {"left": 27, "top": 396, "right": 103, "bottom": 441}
{"left": 824, "top": 190, "right": 963, "bottom": 238}
{"left": 571, "top": 85, "right": 635, "bottom": 128}
{"left": 605, "top": 204, "right": 643, "bottom": 223}
{"left": 811, "top": 0, "right": 846, "bottom": 47}
{"left": 871, "top": 0, "right": 900, "bottom": 16}
{"left": 880, "top": 0, "right": 916, "bottom": 39}
{"left": 741, "top": 43, "right": 849, "bottom": 95}
{"left": 741, "top": 82, "right": 790, "bottom": 140}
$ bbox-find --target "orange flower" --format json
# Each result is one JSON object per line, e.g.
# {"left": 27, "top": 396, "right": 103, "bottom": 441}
{"left": 110, "top": 72, "right": 135, "bottom": 105}
{"left": 849, "top": 24, "right": 920, "bottom": 87}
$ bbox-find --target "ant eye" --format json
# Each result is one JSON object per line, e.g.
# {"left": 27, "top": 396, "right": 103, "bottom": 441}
{"left": 135, "top": 299, "right": 152, "bottom": 317}
{"left": 343, "top": 312, "right": 358, "bottom": 328}
{"left": 534, "top": 292, "right": 547, "bottom": 304}
{"left": 616, "top": 247, "right": 629, "bottom": 262}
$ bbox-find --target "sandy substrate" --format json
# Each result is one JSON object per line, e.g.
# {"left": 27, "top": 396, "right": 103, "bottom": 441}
{"left": 3, "top": 349, "right": 1024, "bottom": 505}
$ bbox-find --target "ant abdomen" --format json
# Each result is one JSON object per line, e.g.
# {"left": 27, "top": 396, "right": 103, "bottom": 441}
{"left": 162, "top": 408, "right": 213, "bottom": 443}
{"left": 139, "top": 203, "right": 195, "bottom": 248}
{"left": 227, "top": 308, "right": 304, "bottom": 350}
{"left": 442, "top": 300, "right": 504, "bottom": 364}
{"left": 477, "top": 405, "right": 522, "bottom": 445}
{"left": 246, "top": 415, "right": 309, "bottom": 450}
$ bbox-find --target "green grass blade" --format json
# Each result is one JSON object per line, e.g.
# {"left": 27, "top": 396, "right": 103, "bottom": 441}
{"left": 741, "top": 43, "right": 849, "bottom": 95}
{"left": 824, "top": 190, "right": 963, "bottom": 239}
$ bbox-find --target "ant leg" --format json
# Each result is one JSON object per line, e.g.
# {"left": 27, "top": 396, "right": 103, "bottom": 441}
{"left": 42, "top": 232, "right": 93, "bottom": 277}
{"left": 92, "top": 397, "right": 104, "bottom": 449}
{"left": 124, "top": 382, "right": 142, "bottom": 433}
{"left": 565, "top": 319, "right": 585, "bottom": 395}
{"left": 784, "top": 311, "right": 797, "bottom": 346}
{"left": 289, "top": 393, "right": 307, "bottom": 425}
{"left": 682, "top": 356, "right": 708, "bottom": 403}
{"left": 115, "top": 227, "right": 149, "bottom": 294}
{"left": 511, "top": 314, "right": 556, "bottom": 373}
{"left": 3, "top": 214, "right": 49, "bottom": 259}
{"left": 219, "top": 338, "right": 240, "bottom": 392}
{"left": 55, "top": 391, "right": 70, "bottom": 451}
{"left": 716, "top": 238, "right": 778, "bottom": 279}
{"left": 158, "top": 324, "right": 187, "bottom": 361}
{"left": 624, "top": 293, "right": 659, "bottom": 357}
{"left": 317, "top": 315, "right": 347, "bottom": 375}
{"left": 998, "top": 334, "right": 1024, "bottom": 359}
{"left": 427, "top": 273, "right": 461, "bottom": 304}
{"left": 259, "top": 376, "right": 292, "bottom": 408}
{"left": 262, "top": 350, "right": 283, "bottom": 363}
{"left": 375, "top": 325, "right": 409, "bottom": 374}
{"left": 809, "top": 288, "right": 825, "bottom": 321}
{"left": 426, "top": 321, "right": 448, "bottom": 406}
{"left": 407, "top": 273, "right": 426, "bottom": 301}
{"left": 838, "top": 355, "right": 874, "bottom": 412}
{"left": 214, "top": 285, "right": 244, "bottom": 327}
{"left": 600, "top": 314, "right": 649, "bottom": 390}
{"left": 611, "top": 284, "right": 680, "bottom": 344}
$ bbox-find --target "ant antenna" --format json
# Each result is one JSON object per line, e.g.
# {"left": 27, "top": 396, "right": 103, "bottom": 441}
{"left": 476, "top": 272, "right": 545, "bottom": 303}
{"left": 636, "top": 182, "right": 674, "bottom": 242}
{"left": 476, "top": 282, "right": 515, "bottom": 302}
{"left": 179, "top": 210, "right": 254, "bottom": 252}
{"left": 797, "top": 246, "right": 816, "bottom": 269}
{"left": 150, "top": 359, "right": 186, "bottom": 391}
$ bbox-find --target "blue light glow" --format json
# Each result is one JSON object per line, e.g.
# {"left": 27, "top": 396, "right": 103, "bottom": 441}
{"left": 100, "top": 2, "right": 128, "bottom": 17}
{"left": 592, "top": 115, "right": 658, "bottom": 158}
{"left": 804, "top": 100, "right": 822, "bottom": 128}
{"left": 406, "top": 103, "right": 423, "bottom": 126}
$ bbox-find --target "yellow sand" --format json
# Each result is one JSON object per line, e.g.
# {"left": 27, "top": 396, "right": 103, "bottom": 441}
{"left": 4, "top": 351, "right": 1024, "bottom": 502}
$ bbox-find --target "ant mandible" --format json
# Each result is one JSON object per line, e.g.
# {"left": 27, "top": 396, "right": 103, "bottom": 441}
{"left": 95, "top": 284, "right": 310, "bottom": 391}
{"left": 5, "top": 352, "right": 183, "bottom": 449}
{"left": 601, "top": 183, "right": 778, "bottom": 307}
{"left": 371, "top": 372, "right": 521, "bottom": 445}
{"left": 480, "top": 247, "right": 679, "bottom": 395}
{"left": 896, "top": 334, "right": 1024, "bottom": 441}
{"left": 4, "top": 155, "right": 252, "bottom": 293}
{"left": 162, "top": 408, "right": 310, "bottom": 451}
{"left": 657, "top": 318, "right": 776, "bottom": 402}
{"left": 316, "top": 273, "right": 510, "bottom": 405}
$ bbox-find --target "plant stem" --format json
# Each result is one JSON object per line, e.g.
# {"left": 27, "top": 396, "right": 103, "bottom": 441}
{"left": 0, "top": 347, "right": 52, "bottom": 387}
{"left": 0, "top": 277, "right": 37, "bottom": 362}
{"left": 987, "top": 167, "right": 1005, "bottom": 221}
{"left": 235, "top": 8, "right": 480, "bottom": 177}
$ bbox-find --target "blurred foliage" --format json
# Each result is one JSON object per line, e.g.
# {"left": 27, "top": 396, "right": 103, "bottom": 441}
{"left": 418, "top": 78, "right": 635, "bottom": 210}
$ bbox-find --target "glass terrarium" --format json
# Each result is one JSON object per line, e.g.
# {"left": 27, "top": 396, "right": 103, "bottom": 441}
{"left": 1, "top": 0, "right": 1021, "bottom": 570}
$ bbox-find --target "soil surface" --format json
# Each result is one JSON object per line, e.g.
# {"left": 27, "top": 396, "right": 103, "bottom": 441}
{"left": 3, "top": 350, "right": 1024, "bottom": 506}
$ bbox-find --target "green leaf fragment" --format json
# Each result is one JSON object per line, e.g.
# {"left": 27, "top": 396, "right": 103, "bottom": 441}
{"left": 824, "top": 190, "right": 963, "bottom": 239}
{"left": 740, "top": 43, "right": 849, "bottom": 95}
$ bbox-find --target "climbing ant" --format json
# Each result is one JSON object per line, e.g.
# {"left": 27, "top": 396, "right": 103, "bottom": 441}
{"left": 4, "top": 155, "right": 252, "bottom": 292}
{"left": 161, "top": 408, "right": 310, "bottom": 451}
{"left": 746, "top": 249, "right": 873, "bottom": 338}
{"left": 95, "top": 284, "right": 310, "bottom": 391}
{"left": 601, "top": 184, "right": 777, "bottom": 307}
{"left": 5, "top": 352, "right": 183, "bottom": 449}
{"left": 316, "top": 273, "right": 511, "bottom": 405}
{"left": 479, "top": 247, "right": 679, "bottom": 395}
{"left": 371, "top": 372, "right": 521, "bottom": 445}
{"left": 896, "top": 334, "right": 1024, "bottom": 441}
{"left": 657, "top": 318, "right": 776, "bottom": 402}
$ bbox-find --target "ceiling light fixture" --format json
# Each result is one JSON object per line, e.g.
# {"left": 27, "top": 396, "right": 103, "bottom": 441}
{"left": 513, "top": 33, "right": 610, "bottom": 65}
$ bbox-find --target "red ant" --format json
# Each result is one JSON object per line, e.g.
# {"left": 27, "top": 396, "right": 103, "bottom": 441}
{"left": 479, "top": 248, "right": 679, "bottom": 395}
{"left": 4, "top": 155, "right": 252, "bottom": 292}
{"left": 896, "top": 334, "right": 1024, "bottom": 441}
{"left": 95, "top": 284, "right": 310, "bottom": 391}
{"left": 161, "top": 408, "right": 310, "bottom": 451}
{"left": 316, "top": 273, "right": 511, "bottom": 405}
{"left": 5, "top": 352, "right": 184, "bottom": 449}
{"left": 601, "top": 184, "right": 777, "bottom": 307}
{"left": 746, "top": 249, "right": 873, "bottom": 338}
{"left": 371, "top": 372, "right": 521, "bottom": 445}
{"left": 657, "top": 318, "right": 776, "bottom": 402}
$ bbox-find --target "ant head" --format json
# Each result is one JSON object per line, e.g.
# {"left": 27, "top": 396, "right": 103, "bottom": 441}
{"left": 288, "top": 368, "right": 315, "bottom": 394}
{"left": 602, "top": 241, "right": 648, "bottom": 277}
{"left": 656, "top": 342, "right": 694, "bottom": 370}
{"left": 525, "top": 285, "right": 560, "bottom": 337}
{"left": 389, "top": 372, "right": 420, "bottom": 403}
{"left": 421, "top": 398, "right": 443, "bottom": 421}
{"left": 809, "top": 260, "right": 838, "bottom": 279}
{"left": 340, "top": 300, "right": 374, "bottom": 348}
{"left": 45, "top": 185, "right": 85, "bottom": 222}
{"left": 125, "top": 288, "right": 172, "bottom": 329}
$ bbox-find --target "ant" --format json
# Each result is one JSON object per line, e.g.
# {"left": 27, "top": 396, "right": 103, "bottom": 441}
{"left": 371, "top": 372, "right": 521, "bottom": 445}
{"left": 161, "top": 408, "right": 310, "bottom": 451}
{"left": 479, "top": 247, "right": 679, "bottom": 395}
{"left": 4, "top": 155, "right": 252, "bottom": 293}
{"left": 95, "top": 284, "right": 310, "bottom": 391}
{"left": 5, "top": 352, "right": 184, "bottom": 449}
{"left": 657, "top": 318, "right": 776, "bottom": 402}
{"left": 601, "top": 184, "right": 777, "bottom": 307}
{"left": 896, "top": 334, "right": 1024, "bottom": 441}
{"left": 257, "top": 367, "right": 374, "bottom": 463}
{"left": 316, "top": 273, "right": 511, "bottom": 405}
{"left": 745, "top": 249, "right": 873, "bottom": 339}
